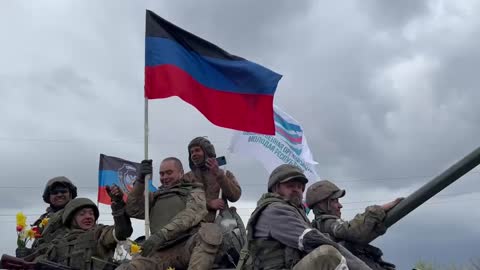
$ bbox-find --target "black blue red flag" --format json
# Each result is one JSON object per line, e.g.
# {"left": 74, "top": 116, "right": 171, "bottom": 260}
{"left": 98, "top": 154, "right": 156, "bottom": 205}
{"left": 144, "top": 10, "right": 282, "bottom": 135}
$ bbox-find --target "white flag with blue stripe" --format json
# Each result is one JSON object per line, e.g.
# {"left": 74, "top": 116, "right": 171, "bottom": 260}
{"left": 228, "top": 105, "right": 319, "bottom": 181}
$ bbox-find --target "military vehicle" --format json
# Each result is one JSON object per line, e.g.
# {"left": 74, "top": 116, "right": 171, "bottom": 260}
{"left": 1, "top": 147, "right": 478, "bottom": 269}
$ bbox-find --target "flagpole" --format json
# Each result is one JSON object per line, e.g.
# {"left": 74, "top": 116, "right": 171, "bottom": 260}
{"left": 144, "top": 97, "right": 151, "bottom": 238}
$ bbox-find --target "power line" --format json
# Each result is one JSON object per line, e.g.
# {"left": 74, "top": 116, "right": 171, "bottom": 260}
{"left": 0, "top": 170, "right": 478, "bottom": 190}
{"left": 0, "top": 195, "right": 478, "bottom": 218}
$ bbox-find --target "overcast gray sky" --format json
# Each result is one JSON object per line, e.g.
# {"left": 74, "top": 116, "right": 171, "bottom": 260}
{"left": 0, "top": 0, "right": 479, "bottom": 268}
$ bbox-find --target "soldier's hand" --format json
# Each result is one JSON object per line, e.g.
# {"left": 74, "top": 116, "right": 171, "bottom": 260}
{"left": 137, "top": 159, "right": 153, "bottom": 183}
{"left": 106, "top": 185, "right": 124, "bottom": 202}
{"left": 208, "top": 199, "right": 225, "bottom": 210}
{"left": 140, "top": 233, "right": 166, "bottom": 257}
{"left": 381, "top": 197, "right": 404, "bottom": 211}
{"left": 205, "top": 158, "right": 220, "bottom": 177}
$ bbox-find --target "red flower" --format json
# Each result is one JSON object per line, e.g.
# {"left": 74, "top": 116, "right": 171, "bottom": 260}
{"left": 31, "top": 226, "right": 41, "bottom": 238}
{"left": 16, "top": 225, "right": 23, "bottom": 232}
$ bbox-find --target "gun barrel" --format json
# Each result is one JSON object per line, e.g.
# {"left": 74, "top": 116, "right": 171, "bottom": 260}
{"left": 384, "top": 146, "right": 480, "bottom": 228}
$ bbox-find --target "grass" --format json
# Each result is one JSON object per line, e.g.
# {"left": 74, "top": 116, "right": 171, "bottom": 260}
{"left": 414, "top": 259, "right": 480, "bottom": 270}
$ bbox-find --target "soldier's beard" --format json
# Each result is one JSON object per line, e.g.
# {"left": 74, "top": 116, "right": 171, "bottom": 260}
{"left": 287, "top": 194, "right": 303, "bottom": 207}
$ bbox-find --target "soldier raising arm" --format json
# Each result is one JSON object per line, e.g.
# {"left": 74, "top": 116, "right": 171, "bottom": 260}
{"left": 238, "top": 164, "right": 372, "bottom": 270}
{"left": 183, "top": 137, "right": 241, "bottom": 222}
{"left": 306, "top": 180, "right": 402, "bottom": 270}
{"left": 35, "top": 186, "right": 133, "bottom": 270}
{"left": 119, "top": 157, "right": 222, "bottom": 270}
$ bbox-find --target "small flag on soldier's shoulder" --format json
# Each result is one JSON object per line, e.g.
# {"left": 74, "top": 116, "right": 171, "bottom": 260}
{"left": 98, "top": 154, "right": 156, "bottom": 205}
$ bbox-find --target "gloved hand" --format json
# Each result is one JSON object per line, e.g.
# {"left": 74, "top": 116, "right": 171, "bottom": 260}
{"left": 106, "top": 184, "right": 124, "bottom": 203}
{"left": 140, "top": 232, "right": 166, "bottom": 257}
{"left": 137, "top": 159, "right": 153, "bottom": 184}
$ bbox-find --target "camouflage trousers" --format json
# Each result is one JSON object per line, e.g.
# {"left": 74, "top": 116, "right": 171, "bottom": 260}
{"left": 116, "top": 223, "right": 223, "bottom": 270}
{"left": 293, "top": 245, "right": 349, "bottom": 270}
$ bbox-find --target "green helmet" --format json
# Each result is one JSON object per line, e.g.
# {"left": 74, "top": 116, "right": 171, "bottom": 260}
{"left": 42, "top": 176, "right": 78, "bottom": 204}
{"left": 62, "top": 198, "right": 99, "bottom": 225}
{"left": 268, "top": 164, "right": 308, "bottom": 192}
{"left": 305, "top": 180, "right": 345, "bottom": 208}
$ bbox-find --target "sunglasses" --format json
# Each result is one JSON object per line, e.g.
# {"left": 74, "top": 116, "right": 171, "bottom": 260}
{"left": 50, "top": 189, "right": 69, "bottom": 195}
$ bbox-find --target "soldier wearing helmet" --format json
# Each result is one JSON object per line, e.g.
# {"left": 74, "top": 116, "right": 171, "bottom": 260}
{"left": 36, "top": 176, "right": 78, "bottom": 226}
{"left": 306, "top": 180, "right": 403, "bottom": 270}
{"left": 183, "top": 137, "right": 245, "bottom": 268}
{"left": 237, "top": 164, "right": 372, "bottom": 270}
{"left": 16, "top": 177, "right": 79, "bottom": 259}
{"left": 34, "top": 186, "right": 133, "bottom": 270}
{"left": 184, "top": 137, "right": 242, "bottom": 222}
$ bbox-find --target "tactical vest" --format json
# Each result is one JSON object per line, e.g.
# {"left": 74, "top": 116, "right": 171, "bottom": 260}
{"left": 150, "top": 182, "right": 202, "bottom": 236}
{"left": 32, "top": 209, "right": 67, "bottom": 252}
{"left": 46, "top": 225, "right": 114, "bottom": 270}
{"left": 237, "top": 193, "right": 306, "bottom": 270}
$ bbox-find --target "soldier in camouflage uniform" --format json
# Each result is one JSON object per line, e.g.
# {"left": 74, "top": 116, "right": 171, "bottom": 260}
{"left": 184, "top": 137, "right": 246, "bottom": 268}
{"left": 184, "top": 137, "right": 242, "bottom": 222}
{"left": 306, "top": 180, "right": 402, "bottom": 270}
{"left": 17, "top": 176, "right": 78, "bottom": 258}
{"left": 237, "top": 164, "right": 373, "bottom": 270}
{"left": 117, "top": 157, "right": 223, "bottom": 270}
{"left": 36, "top": 186, "right": 133, "bottom": 270}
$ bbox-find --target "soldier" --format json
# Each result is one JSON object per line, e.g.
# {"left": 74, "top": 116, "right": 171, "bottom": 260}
{"left": 184, "top": 137, "right": 246, "bottom": 267}
{"left": 16, "top": 176, "right": 78, "bottom": 258}
{"left": 306, "top": 180, "right": 402, "bottom": 270}
{"left": 37, "top": 176, "right": 78, "bottom": 226}
{"left": 36, "top": 186, "right": 133, "bottom": 270}
{"left": 117, "top": 157, "right": 223, "bottom": 270}
{"left": 184, "top": 137, "right": 241, "bottom": 222}
{"left": 237, "top": 164, "right": 373, "bottom": 270}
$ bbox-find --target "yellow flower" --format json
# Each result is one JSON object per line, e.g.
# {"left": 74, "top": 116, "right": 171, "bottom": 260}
{"left": 16, "top": 212, "right": 27, "bottom": 228}
{"left": 40, "top": 218, "right": 49, "bottom": 228}
{"left": 166, "top": 267, "right": 175, "bottom": 270}
{"left": 26, "top": 229, "right": 35, "bottom": 239}
{"left": 130, "top": 243, "right": 141, "bottom": 255}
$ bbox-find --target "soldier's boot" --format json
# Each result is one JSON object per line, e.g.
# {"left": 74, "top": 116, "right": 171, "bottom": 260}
{"left": 293, "top": 245, "right": 349, "bottom": 270}
{"left": 188, "top": 223, "right": 223, "bottom": 270}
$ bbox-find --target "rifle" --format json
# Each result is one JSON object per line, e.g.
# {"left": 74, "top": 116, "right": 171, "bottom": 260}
{"left": 1, "top": 254, "right": 36, "bottom": 269}
{"left": 35, "top": 259, "right": 75, "bottom": 270}
{"left": 0, "top": 254, "right": 74, "bottom": 270}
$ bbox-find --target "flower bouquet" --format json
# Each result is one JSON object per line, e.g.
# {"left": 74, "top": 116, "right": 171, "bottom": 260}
{"left": 15, "top": 212, "right": 42, "bottom": 258}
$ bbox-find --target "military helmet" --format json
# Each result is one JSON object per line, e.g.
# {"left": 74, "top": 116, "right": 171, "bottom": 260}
{"left": 188, "top": 137, "right": 216, "bottom": 170}
{"left": 268, "top": 164, "right": 308, "bottom": 192}
{"left": 42, "top": 176, "right": 78, "bottom": 204}
{"left": 305, "top": 180, "right": 345, "bottom": 208}
{"left": 62, "top": 197, "right": 99, "bottom": 225}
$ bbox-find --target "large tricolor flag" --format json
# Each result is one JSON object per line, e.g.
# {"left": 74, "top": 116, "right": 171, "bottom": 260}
{"left": 229, "top": 106, "right": 319, "bottom": 181}
{"left": 144, "top": 10, "right": 282, "bottom": 135}
{"left": 98, "top": 154, "right": 157, "bottom": 205}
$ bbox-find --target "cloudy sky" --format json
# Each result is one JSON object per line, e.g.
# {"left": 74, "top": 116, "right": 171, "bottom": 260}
{"left": 1, "top": 0, "right": 479, "bottom": 268}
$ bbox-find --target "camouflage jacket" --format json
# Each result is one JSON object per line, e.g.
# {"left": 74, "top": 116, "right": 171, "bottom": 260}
{"left": 312, "top": 206, "right": 395, "bottom": 270}
{"left": 31, "top": 209, "right": 67, "bottom": 254}
{"left": 312, "top": 205, "right": 387, "bottom": 244}
{"left": 126, "top": 180, "right": 208, "bottom": 242}
{"left": 37, "top": 224, "right": 120, "bottom": 270}
{"left": 184, "top": 169, "right": 241, "bottom": 222}
{"left": 32, "top": 207, "right": 56, "bottom": 227}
